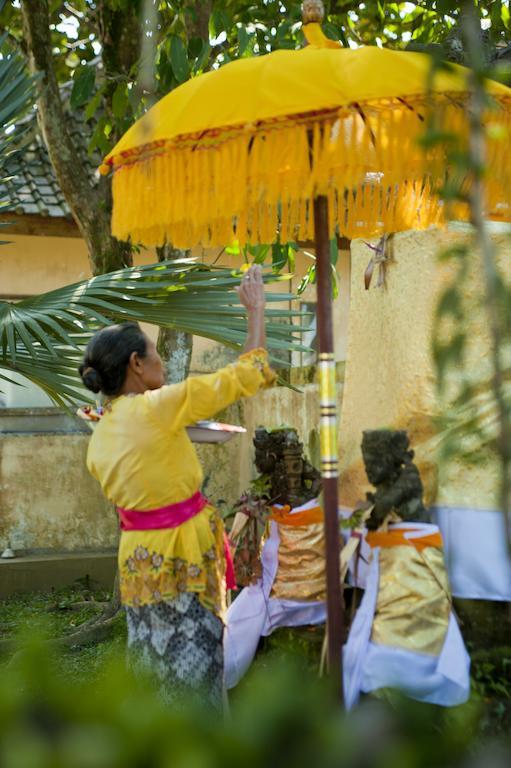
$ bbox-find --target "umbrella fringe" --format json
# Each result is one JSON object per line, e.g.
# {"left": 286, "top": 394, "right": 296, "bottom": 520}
{"left": 108, "top": 94, "right": 511, "bottom": 249}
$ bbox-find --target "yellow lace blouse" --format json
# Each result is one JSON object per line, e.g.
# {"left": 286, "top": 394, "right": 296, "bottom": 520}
{"left": 86, "top": 349, "right": 274, "bottom": 617}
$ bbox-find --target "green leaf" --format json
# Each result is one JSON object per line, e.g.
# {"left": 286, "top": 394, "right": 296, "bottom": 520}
{"left": 436, "top": 0, "right": 459, "bottom": 14}
{"left": 188, "top": 37, "right": 203, "bottom": 58}
{"left": 271, "top": 243, "right": 287, "bottom": 272}
{"left": 0, "top": 43, "right": 34, "bottom": 130}
{"left": 329, "top": 238, "right": 338, "bottom": 266}
{"left": 211, "top": 9, "right": 231, "bottom": 38}
{"left": 194, "top": 40, "right": 211, "bottom": 73}
{"left": 70, "top": 66, "right": 95, "bottom": 110}
{"left": 287, "top": 246, "right": 295, "bottom": 273}
{"left": 237, "top": 26, "right": 251, "bottom": 56}
{"left": 323, "top": 22, "right": 341, "bottom": 44}
{"left": 84, "top": 88, "right": 103, "bottom": 121}
{"left": 88, "top": 117, "right": 112, "bottom": 156}
{"left": 170, "top": 36, "right": 189, "bottom": 84}
{"left": 157, "top": 47, "right": 174, "bottom": 92}
{"left": 246, "top": 243, "right": 270, "bottom": 264}
{"left": 502, "top": 3, "right": 510, "bottom": 30}
{"left": 0, "top": 260, "right": 310, "bottom": 406}
{"left": 298, "top": 264, "right": 316, "bottom": 295}
{"left": 112, "top": 83, "right": 129, "bottom": 120}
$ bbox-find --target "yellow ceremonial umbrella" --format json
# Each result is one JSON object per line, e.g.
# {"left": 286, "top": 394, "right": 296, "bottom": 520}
{"left": 101, "top": 0, "right": 511, "bottom": 698}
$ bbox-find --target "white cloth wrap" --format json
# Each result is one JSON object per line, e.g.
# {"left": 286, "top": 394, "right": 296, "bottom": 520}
{"left": 432, "top": 505, "right": 511, "bottom": 601}
{"left": 343, "top": 523, "right": 471, "bottom": 709}
{"left": 224, "top": 500, "right": 327, "bottom": 689}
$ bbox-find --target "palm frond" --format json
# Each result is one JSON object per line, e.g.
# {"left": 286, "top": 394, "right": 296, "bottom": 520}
{"left": 0, "top": 259, "right": 312, "bottom": 405}
{"left": 0, "top": 32, "right": 37, "bottom": 235}
{"left": 0, "top": 46, "right": 312, "bottom": 406}
{"left": 0, "top": 34, "right": 34, "bottom": 134}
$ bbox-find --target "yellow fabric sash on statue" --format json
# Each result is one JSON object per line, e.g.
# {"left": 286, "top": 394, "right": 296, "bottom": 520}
{"left": 269, "top": 505, "right": 327, "bottom": 602}
{"left": 366, "top": 527, "right": 450, "bottom": 656}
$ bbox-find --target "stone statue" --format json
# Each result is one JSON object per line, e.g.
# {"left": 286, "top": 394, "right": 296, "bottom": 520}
{"left": 361, "top": 429, "right": 429, "bottom": 530}
{"left": 230, "top": 427, "right": 321, "bottom": 587}
{"left": 253, "top": 427, "right": 321, "bottom": 508}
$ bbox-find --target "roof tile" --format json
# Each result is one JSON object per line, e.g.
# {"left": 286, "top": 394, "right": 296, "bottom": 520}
{"left": 0, "top": 104, "right": 99, "bottom": 219}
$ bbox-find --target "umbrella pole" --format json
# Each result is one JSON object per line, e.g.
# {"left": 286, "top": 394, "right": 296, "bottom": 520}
{"left": 313, "top": 194, "right": 344, "bottom": 703}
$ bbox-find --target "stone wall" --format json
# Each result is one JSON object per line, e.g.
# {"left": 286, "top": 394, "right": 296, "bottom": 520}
{"left": 0, "top": 369, "right": 344, "bottom": 554}
{"left": 0, "top": 433, "right": 117, "bottom": 553}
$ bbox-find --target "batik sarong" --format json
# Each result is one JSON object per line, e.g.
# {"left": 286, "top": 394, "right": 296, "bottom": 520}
{"left": 126, "top": 592, "right": 224, "bottom": 709}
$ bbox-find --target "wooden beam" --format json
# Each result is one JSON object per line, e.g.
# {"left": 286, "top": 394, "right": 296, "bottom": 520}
{"left": 0, "top": 214, "right": 81, "bottom": 238}
{"left": 296, "top": 234, "right": 351, "bottom": 251}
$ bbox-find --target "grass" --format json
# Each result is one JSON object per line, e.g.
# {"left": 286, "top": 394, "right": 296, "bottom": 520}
{"left": 1, "top": 585, "right": 510, "bottom": 736}
{"left": 0, "top": 581, "right": 126, "bottom": 681}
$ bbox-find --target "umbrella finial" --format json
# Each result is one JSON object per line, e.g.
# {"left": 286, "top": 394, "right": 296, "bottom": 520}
{"left": 301, "top": 0, "right": 341, "bottom": 48}
{"left": 301, "top": 0, "right": 325, "bottom": 25}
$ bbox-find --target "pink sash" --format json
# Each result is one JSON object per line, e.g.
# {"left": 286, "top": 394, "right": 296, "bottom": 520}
{"left": 116, "top": 491, "right": 236, "bottom": 590}
{"left": 117, "top": 491, "right": 207, "bottom": 531}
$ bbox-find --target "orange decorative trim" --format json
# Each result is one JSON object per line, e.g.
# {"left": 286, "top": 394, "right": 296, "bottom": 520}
{"left": 104, "top": 92, "right": 511, "bottom": 172}
{"left": 270, "top": 505, "right": 324, "bottom": 526}
{"left": 366, "top": 528, "right": 443, "bottom": 551}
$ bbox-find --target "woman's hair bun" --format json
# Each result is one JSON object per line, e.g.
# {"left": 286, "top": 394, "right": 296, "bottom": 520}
{"left": 80, "top": 365, "right": 103, "bottom": 394}
{"left": 78, "top": 323, "right": 147, "bottom": 396}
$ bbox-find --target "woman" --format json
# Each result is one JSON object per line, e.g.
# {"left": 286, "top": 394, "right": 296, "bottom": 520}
{"left": 79, "top": 265, "right": 274, "bottom": 707}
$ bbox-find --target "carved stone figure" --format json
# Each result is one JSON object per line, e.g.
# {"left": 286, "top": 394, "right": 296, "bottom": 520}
{"left": 361, "top": 429, "right": 429, "bottom": 530}
{"left": 253, "top": 427, "right": 321, "bottom": 507}
{"left": 230, "top": 428, "right": 321, "bottom": 586}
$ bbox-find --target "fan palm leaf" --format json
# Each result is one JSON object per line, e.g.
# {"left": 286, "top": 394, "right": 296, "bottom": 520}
{"left": 0, "top": 31, "right": 36, "bottom": 217}
{"left": 0, "top": 38, "right": 310, "bottom": 406}
{"left": 0, "top": 259, "right": 311, "bottom": 406}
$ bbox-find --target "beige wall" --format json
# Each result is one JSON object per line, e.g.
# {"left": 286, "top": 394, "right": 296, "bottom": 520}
{"left": 0, "top": 433, "right": 117, "bottom": 553}
{"left": 0, "top": 368, "right": 345, "bottom": 553}
{"left": 0, "top": 233, "right": 155, "bottom": 295}
{"left": 339, "top": 225, "right": 511, "bottom": 511}
{"left": 1, "top": 232, "right": 351, "bottom": 404}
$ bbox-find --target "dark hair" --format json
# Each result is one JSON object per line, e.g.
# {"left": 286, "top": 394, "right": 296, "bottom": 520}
{"left": 79, "top": 323, "right": 147, "bottom": 396}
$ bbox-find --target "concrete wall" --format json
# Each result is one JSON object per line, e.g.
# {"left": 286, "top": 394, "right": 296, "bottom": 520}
{"left": 0, "top": 433, "right": 117, "bottom": 553}
{"left": 0, "top": 233, "right": 156, "bottom": 296}
{"left": 339, "top": 224, "right": 511, "bottom": 512}
{"left": 0, "top": 367, "right": 345, "bottom": 554}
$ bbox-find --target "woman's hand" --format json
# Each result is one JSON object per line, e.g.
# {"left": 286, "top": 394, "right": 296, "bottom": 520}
{"left": 236, "top": 265, "right": 266, "bottom": 352}
{"left": 235, "top": 264, "right": 265, "bottom": 312}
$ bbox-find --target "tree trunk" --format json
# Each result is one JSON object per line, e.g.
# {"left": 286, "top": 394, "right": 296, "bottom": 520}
{"left": 185, "top": 0, "right": 212, "bottom": 41}
{"left": 151, "top": 3, "right": 206, "bottom": 386}
{"left": 20, "top": 0, "right": 133, "bottom": 275}
{"left": 156, "top": 245, "right": 193, "bottom": 383}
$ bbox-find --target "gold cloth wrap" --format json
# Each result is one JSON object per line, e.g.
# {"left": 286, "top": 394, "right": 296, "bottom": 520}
{"left": 270, "top": 506, "right": 327, "bottom": 602}
{"left": 371, "top": 544, "right": 450, "bottom": 656}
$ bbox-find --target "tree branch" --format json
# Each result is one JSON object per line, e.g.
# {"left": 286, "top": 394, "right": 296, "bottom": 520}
{"left": 21, "top": 3, "right": 98, "bottom": 237}
{"left": 156, "top": 244, "right": 193, "bottom": 382}
{"left": 461, "top": 0, "right": 511, "bottom": 550}
{"left": 185, "top": 0, "right": 212, "bottom": 42}
{"left": 20, "top": 0, "right": 132, "bottom": 274}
